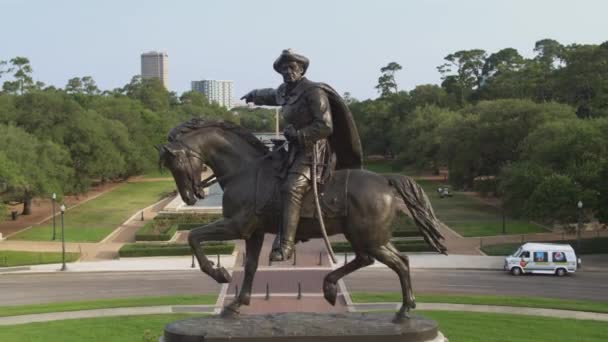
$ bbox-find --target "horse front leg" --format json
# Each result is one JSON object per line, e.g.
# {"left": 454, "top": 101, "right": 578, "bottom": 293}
{"left": 221, "top": 231, "right": 264, "bottom": 318}
{"left": 188, "top": 218, "right": 242, "bottom": 283}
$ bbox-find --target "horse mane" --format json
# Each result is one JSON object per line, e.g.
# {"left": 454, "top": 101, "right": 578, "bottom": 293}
{"left": 167, "top": 118, "right": 269, "bottom": 154}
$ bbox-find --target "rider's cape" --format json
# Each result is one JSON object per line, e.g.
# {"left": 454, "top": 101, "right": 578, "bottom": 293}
{"left": 276, "top": 79, "right": 363, "bottom": 170}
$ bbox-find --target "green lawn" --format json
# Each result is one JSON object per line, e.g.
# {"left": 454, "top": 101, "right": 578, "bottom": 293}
{"left": 416, "top": 179, "right": 546, "bottom": 237}
{"left": 9, "top": 181, "right": 176, "bottom": 242}
{"left": 0, "top": 294, "right": 217, "bottom": 318}
{"left": 0, "top": 314, "right": 196, "bottom": 342}
{"left": 0, "top": 312, "right": 605, "bottom": 342}
{"left": 423, "top": 310, "right": 608, "bottom": 342}
{"left": 482, "top": 237, "right": 608, "bottom": 256}
{"left": 0, "top": 250, "right": 80, "bottom": 267}
{"left": 351, "top": 292, "right": 608, "bottom": 314}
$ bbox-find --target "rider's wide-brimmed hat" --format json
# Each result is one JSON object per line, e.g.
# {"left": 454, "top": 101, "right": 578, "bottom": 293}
{"left": 273, "top": 49, "right": 310, "bottom": 74}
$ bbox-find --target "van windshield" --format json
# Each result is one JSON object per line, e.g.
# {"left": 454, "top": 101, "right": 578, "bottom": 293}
{"left": 512, "top": 247, "right": 522, "bottom": 257}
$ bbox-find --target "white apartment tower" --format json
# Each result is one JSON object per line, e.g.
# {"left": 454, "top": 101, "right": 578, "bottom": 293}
{"left": 191, "top": 80, "right": 234, "bottom": 109}
{"left": 141, "top": 51, "right": 169, "bottom": 89}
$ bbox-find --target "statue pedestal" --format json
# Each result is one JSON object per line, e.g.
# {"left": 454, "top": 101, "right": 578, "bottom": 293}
{"left": 161, "top": 312, "right": 447, "bottom": 342}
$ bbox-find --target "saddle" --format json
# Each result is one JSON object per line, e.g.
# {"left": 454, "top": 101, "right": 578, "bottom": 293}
{"left": 254, "top": 158, "right": 350, "bottom": 219}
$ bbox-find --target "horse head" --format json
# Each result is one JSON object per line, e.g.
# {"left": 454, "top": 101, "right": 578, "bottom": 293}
{"left": 158, "top": 142, "right": 205, "bottom": 205}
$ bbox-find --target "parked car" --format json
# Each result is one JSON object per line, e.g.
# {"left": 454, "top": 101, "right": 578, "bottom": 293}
{"left": 504, "top": 243, "right": 580, "bottom": 276}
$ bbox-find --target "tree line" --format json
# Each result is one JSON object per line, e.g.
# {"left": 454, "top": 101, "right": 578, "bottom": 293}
{"left": 352, "top": 39, "right": 608, "bottom": 225}
{"left": 0, "top": 57, "right": 276, "bottom": 216}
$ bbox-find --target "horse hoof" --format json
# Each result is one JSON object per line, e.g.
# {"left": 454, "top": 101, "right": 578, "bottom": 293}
{"left": 392, "top": 311, "right": 410, "bottom": 324}
{"left": 220, "top": 306, "right": 239, "bottom": 319}
{"left": 323, "top": 281, "right": 337, "bottom": 306}
{"left": 215, "top": 267, "right": 232, "bottom": 283}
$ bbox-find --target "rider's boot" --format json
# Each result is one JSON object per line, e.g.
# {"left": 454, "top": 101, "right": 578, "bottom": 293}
{"left": 270, "top": 174, "right": 308, "bottom": 261}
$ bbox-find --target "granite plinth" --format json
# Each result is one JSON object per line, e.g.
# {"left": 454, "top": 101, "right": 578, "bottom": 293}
{"left": 161, "top": 312, "right": 447, "bottom": 342}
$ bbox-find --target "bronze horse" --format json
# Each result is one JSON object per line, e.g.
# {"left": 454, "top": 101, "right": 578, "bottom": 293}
{"left": 159, "top": 119, "right": 446, "bottom": 321}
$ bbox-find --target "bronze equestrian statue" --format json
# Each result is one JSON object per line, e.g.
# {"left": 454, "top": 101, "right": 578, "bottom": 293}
{"left": 241, "top": 49, "right": 362, "bottom": 262}
{"left": 159, "top": 50, "right": 447, "bottom": 322}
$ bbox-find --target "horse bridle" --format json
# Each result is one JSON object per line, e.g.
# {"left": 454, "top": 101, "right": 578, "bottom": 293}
{"left": 175, "top": 139, "right": 288, "bottom": 194}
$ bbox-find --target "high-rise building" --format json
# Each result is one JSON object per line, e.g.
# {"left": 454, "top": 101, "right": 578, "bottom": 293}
{"left": 141, "top": 51, "right": 169, "bottom": 89}
{"left": 191, "top": 79, "right": 234, "bottom": 109}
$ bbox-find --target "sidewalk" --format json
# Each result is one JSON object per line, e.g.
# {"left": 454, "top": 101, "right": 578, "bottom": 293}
{"left": 3, "top": 253, "right": 607, "bottom": 274}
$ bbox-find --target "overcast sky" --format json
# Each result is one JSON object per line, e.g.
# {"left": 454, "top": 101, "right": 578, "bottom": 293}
{"left": 1, "top": 0, "right": 607, "bottom": 102}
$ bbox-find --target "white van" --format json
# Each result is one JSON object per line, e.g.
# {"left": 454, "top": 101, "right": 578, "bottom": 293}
{"left": 504, "top": 243, "right": 580, "bottom": 276}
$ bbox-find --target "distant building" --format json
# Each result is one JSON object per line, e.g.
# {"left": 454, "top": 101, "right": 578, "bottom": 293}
{"left": 141, "top": 51, "right": 169, "bottom": 89}
{"left": 191, "top": 79, "right": 234, "bottom": 108}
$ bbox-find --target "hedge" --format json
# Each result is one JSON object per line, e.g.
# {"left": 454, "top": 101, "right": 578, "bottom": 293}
{"left": 331, "top": 239, "right": 434, "bottom": 253}
{"left": 119, "top": 242, "right": 234, "bottom": 257}
{"left": 135, "top": 221, "right": 178, "bottom": 241}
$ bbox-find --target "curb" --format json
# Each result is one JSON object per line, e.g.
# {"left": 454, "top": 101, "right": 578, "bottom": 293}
{"left": 0, "top": 266, "right": 31, "bottom": 273}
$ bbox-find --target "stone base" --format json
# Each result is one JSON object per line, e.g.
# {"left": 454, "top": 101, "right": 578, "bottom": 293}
{"left": 161, "top": 312, "right": 447, "bottom": 342}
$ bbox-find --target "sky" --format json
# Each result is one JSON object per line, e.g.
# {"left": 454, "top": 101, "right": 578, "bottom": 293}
{"left": 1, "top": 0, "right": 607, "bottom": 103}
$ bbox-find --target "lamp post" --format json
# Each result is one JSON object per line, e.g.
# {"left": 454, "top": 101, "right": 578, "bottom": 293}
{"left": 577, "top": 200, "right": 583, "bottom": 251}
{"left": 51, "top": 193, "right": 57, "bottom": 240}
{"left": 60, "top": 204, "right": 67, "bottom": 271}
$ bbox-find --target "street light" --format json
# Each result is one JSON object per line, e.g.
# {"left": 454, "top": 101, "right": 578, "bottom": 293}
{"left": 577, "top": 200, "right": 583, "bottom": 251}
{"left": 51, "top": 193, "right": 57, "bottom": 240}
{"left": 60, "top": 204, "right": 67, "bottom": 271}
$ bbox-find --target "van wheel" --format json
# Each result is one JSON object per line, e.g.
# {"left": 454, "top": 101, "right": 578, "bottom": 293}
{"left": 511, "top": 267, "right": 522, "bottom": 276}
{"left": 555, "top": 268, "right": 567, "bottom": 277}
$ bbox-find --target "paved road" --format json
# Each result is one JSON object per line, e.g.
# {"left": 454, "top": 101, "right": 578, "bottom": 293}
{"left": 345, "top": 268, "right": 608, "bottom": 301}
{"left": 3, "top": 268, "right": 608, "bottom": 306}
{"left": 0, "top": 270, "right": 221, "bottom": 306}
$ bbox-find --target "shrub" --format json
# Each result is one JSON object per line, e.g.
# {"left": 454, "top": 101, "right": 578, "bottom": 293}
{"left": 119, "top": 242, "right": 234, "bottom": 257}
{"left": 331, "top": 239, "right": 434, "bottom": 253}
{"left": 134, "top": 221, "right": 178, "bottom": 241}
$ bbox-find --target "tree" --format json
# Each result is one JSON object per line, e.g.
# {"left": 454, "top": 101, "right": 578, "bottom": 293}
{"left": 437, "top": 49, "right": 487, "bottom": 105}
{"left": 0, "top": 124, "right": 73, "bottom": 215}
{"left": 375, "top": 62, "right": 402, "bottom": 97}
{"left": 0, "top": 60, "right": 13, "bottom": 81}
{"left": 2, "top": 57, "right": 34, "bottom": 94}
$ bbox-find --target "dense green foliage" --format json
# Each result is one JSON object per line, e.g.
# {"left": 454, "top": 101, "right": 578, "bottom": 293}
{"left": 352, "top": 39, "right": 608, "bottom": 225}
{"left": 0, "top": 57, "right": 267, "bottom": 217}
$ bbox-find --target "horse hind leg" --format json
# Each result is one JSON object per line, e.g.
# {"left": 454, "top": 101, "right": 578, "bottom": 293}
{"left": 386, "top": 243, "right": 416, "bottom": 309}
{"left": 322, "top": 253, "right": 374, "bottom": 306}
{"left": 368, "top": 243, "right": 415, "bottom": 323}
{"left": 188, "top": 218, "right": 242, "bottom": 284}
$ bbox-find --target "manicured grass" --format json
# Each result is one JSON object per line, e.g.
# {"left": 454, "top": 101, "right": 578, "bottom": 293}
{"left": 351, "top": 292, "right": 608, "bottom": 314}
{"left": 141, "top": 168, "right": 173, "bottom": 179}
{"left": 416, "top": 179, "right": 546, "bottom": 237}
{"left": 0, "top": 294, "right": 217, "bottom": 318}
{"left": 0, "top": 312, "right": 606, "bottom": 342}
{"left": 422, "top": 310, "right": 608, "bottom": 342}
{"left": 9, "top": 181, "right": 175, "bottom": 242}
{"left": 0, "top": 250, "right": 80, "bottom": 267}
{"left": 0, "top": 314, "right": 197, "bottom": 342}
{"left": 482, "top": 237, "right": 608, "bottom": 256}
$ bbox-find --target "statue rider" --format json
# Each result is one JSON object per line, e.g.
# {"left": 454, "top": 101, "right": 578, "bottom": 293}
{"left": 241, "top": 49, "right": 362, "bottom": 261}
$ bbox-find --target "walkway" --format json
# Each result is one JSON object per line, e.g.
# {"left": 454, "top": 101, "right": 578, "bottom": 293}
{"left": 2, "top": 302, "right": 607, "bottom": 326}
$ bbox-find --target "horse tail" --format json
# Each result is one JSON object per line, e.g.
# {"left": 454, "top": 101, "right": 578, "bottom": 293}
{"left": 385, "top": 174, "right": 448, "bottom": 255}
